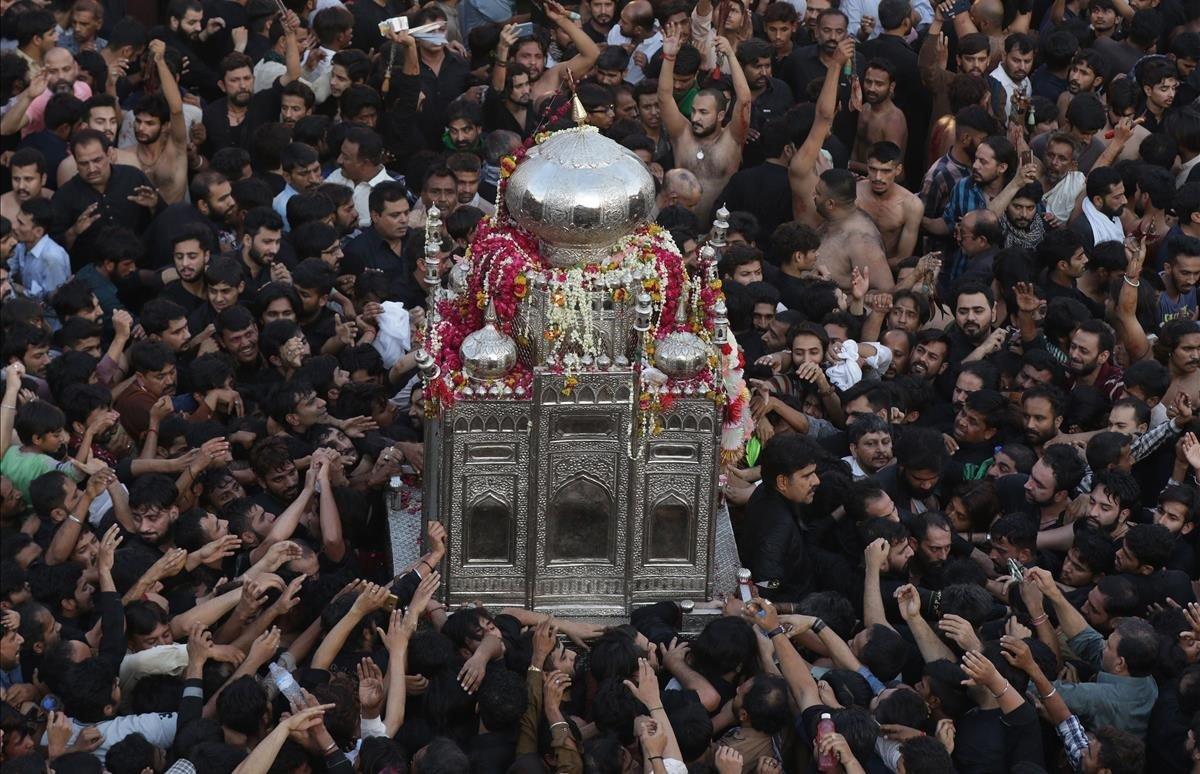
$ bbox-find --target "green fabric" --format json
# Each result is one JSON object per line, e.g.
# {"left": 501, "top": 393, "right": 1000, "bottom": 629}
{"left": 745, "top": 435, "right": 761, "bottom": 467}
{"left": 676, "top": 86, "right": 698, "bottom": 118}
{"left": 1, "top": 446, "right": 79, "bottom": 502}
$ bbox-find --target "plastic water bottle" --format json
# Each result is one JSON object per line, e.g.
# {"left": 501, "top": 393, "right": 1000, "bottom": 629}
{"left": 269, "top": 663, "right": 305, "bottom": 705}
{"left": 737, "top": 568, "right": 754, "bottom": 603}
{"left": 816, "top": 713, "right": 837, "bottom": 772}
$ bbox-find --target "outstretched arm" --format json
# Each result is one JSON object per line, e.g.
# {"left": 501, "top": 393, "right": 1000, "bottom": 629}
{"left": 656, "top": 30, "right": 692, "bottom": 141}
{"left": 149, "top": 40, "right": 188, "bottom": 148}
{"left": 546, "top": 0, "right": 600, "bottom": 87}
{"left": 716, "top": 36, "right": 751, "bottom": 147}
{"left": 789, "top": 39, "right": 849, "bottom": 217}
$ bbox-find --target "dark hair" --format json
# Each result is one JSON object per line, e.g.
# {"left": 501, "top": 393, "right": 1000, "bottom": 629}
{"left": 895, "top": 427, "right": 948, "bottom": 473}
{"left": 900, "top": 735, "right": 954, "bottom": 774}
{"left": 858, "top": 625, "right": 909, "bottom": 681}
{"left": 14, "top": 400, "right": 65, "bottom": 441}
{"left": 368, "top": 180, "right": 409, "bottom": 215}
{"left": 61, "top": 658, "right": 116, "bottom": 722}
{"left": 1123, "top": 523, "right": 1174, "bottom": 570}
{"left": 1072, "top": 527, "right": 1116, "bottom": 576}
{"left": 217, "top": 675, "right": 269, "bottom": 736}
{"left": 760, "top": 434, "right": 821, "bottom": 491}
{"left": 1092, "top": 726, "right": 1146, "bottom": 774}
{"left": 1041, "top": 443, "right": 1086, "bottom": 494}
{"left": 1114, "top": 618, "right": 1158, "bottom": 677}
{"left": 741, "top": 674, "right": 791, "bottom": 734}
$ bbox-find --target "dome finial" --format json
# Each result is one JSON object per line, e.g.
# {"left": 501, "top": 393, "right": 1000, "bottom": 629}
{"left": 567, "top": 69, "right": 587, "bottom": 125}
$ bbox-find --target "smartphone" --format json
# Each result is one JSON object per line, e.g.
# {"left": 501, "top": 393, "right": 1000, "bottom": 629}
{"left": 1020, "top": 149, "right": 1033, "bottom": 166}
{"left": 515, "top": 21, "right": 534, "bottom": 37}
{"left": 943, "top": 0, "right": 971, "bottom": 17}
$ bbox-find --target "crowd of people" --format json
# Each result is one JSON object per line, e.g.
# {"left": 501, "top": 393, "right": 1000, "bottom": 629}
{"left": 0, "top": 0, "right": 1199, "bottom": 769}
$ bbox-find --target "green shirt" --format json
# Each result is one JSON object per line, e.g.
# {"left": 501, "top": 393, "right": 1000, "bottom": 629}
{"left": 676, "top": 86, "right": 699, "bottom": 118}
{"left": 1, "top": 447, "right": 81, "bottom": 502}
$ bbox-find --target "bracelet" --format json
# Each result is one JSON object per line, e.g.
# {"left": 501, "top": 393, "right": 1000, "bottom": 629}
{"left": 528, "top": 665, "right": 542, "bottom": 673}
{"left": 1029, "top": 613, "right": 1049, "bottom": 626}
{"left": 765, "top": 625, "right": 787, "bottom": 639}
{"left": 647, "top": 706, "right": 663, "bottom": 712}
{"left": 1038, "top": 686, "right": 1057, "bottom": 700}
{"left": 549, "top": 720, "right": 568, "bottom": 730}
{"left": 811, "top": 618, "right": 827, "bottom": 634}
{"left": 990, "top": 682, "right": 1011, "bottom": 700}
{"left": 662, "top": 54, "right": 676, "bottom": 61}
{"left": 420, "top": 559, "right": 435, "bottom": 571}
{"left": 650, "top": 756, "right": 664, "bottom": 761}
{"left": 68, "top": 514, "right": 83, "bottom": 525}
{"left": 1122, "top": 274, "right": 1140, "bottom": 287}
{"left": 0, "top": 404, "right": 15, "bottom": 410}
{"left": 323, "top": 741, "right": 339, "bottom": 754}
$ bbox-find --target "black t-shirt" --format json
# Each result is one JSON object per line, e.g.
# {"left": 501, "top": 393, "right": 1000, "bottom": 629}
{"left": 201, "top": 79, "right": 287, "bottom": 156}
{"left": 300, "top": 307, "right": 339, "bottom": 354}
{"left": 162, "top": 282, "right": 207, "bottom": 316}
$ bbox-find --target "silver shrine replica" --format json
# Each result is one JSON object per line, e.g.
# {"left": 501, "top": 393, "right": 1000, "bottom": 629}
{"left": 408, "top": 106, "right": 753, "bottom": 616}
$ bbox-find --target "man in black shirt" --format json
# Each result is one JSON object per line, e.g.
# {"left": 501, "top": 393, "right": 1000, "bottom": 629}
{"left": 343, "top": 182, "right": 410, "bottom": 278}
{"left": 716, "top": 117, "right": 793, "bottom": 249}
{"left": 199, "top": 14, "right": 301, "bottom": 156}
{"left": 51, "top": 130, "right": 162, "bottom": 262}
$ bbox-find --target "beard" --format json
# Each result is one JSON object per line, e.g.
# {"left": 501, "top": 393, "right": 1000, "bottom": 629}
{"left": 136, "top": 127, "right": 163, "bottom": 145}
{"left": 230, "top": 89, "right": 252, "bottom": 107}
{"left": 692, "top": 120, "right": 717, "bottom": 138}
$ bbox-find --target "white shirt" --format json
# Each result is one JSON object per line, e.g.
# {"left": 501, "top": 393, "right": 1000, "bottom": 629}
{"left": 606, "top": 25, "right": 663, "bottom": 84}
{"left": 41, "top": 712, "right": 177, "bottom": 760}
{"left": 1178, "top": 155, "right": 1200, "bottom": 188}
{"left": 325, "top": 165, "right": 395, "bottom": 227}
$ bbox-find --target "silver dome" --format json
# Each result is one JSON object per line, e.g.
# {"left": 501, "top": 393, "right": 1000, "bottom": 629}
{"left": 504, "top": 126, "right": 657, "bottom": 268}
{"left": 459, "top": 302, "right": 517, "bottom": 382}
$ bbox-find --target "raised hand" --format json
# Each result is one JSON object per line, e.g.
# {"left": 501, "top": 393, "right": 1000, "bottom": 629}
{"left": 937, "top": 615, "right": 982, "bottom": 652}
{"left": 351, "top": 583, "right": 391, "bottom": 615}
{"left": 959, "top": 649, "right": 1000, "bottom": 690}
{"left": 636, "top": 716, "right": 668, "bottom": 757}
{"left": 999, "top": 634, "right": 1036, "bottom": 674}
{"left": 894, "top": 584, "right": 921, "bottom": 620}
{"left": 1012, "top": 282, "right": 1041, "bottom": 314}
{"left": 357, "top": 657, "right": 386, "bottom": 717}
{"left": 622, "top": 657, "right": 661, "bottom": 708}
{"left": 248, "top": 626, "right": 282, "bottom": 665}
{"left": 850, "top": 266, "right": 869, "bottom": 302}
{"left": 935, "top": 718, "right": 955, "bottom": 754}
{"left": 714, "top": 747, "right": 744, "bottom": 774}
{"left": 833, "top": 37, "right": 854, "bottom": 68}
{"left": 544, "top": 668, "right": 572, "bottom": 707}
{"left": 864, "top": 538, "right": 889, "bottom": 573}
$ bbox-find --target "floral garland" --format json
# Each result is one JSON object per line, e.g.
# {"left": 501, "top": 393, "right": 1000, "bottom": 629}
{"left": 420, "top": 119, "right": 753, "bottom": 460}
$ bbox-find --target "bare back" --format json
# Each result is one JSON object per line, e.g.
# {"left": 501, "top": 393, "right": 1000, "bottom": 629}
{"left": 818, "top": 210, "right": 894, "bottom": 291}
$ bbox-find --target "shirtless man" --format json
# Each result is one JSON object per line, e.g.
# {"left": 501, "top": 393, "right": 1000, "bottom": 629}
{"left": 126, "top": 39, "right": 189, "bottom": 204}
{"left": 0, "top": 150, "right": 52, "bottom": 223}
{"left": 851, "top": 59, "right": 907, "bottom": 173}
{"left": 491, "top": 1, "right": 600, "bottom": 105}
{"left": 787, "top": 38, "right": 849, "bottom": 228}
{"left": 814, "top": 167, "right": 893, "bottom": 291}
{"left": 659, "top": 30, "right": 751, "bottom": 219}
{"left": 856, "top": 141, "right": 922, "bottom": 267}
{"left": 56, "top": 95, "right": 139, "bottom": 185}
